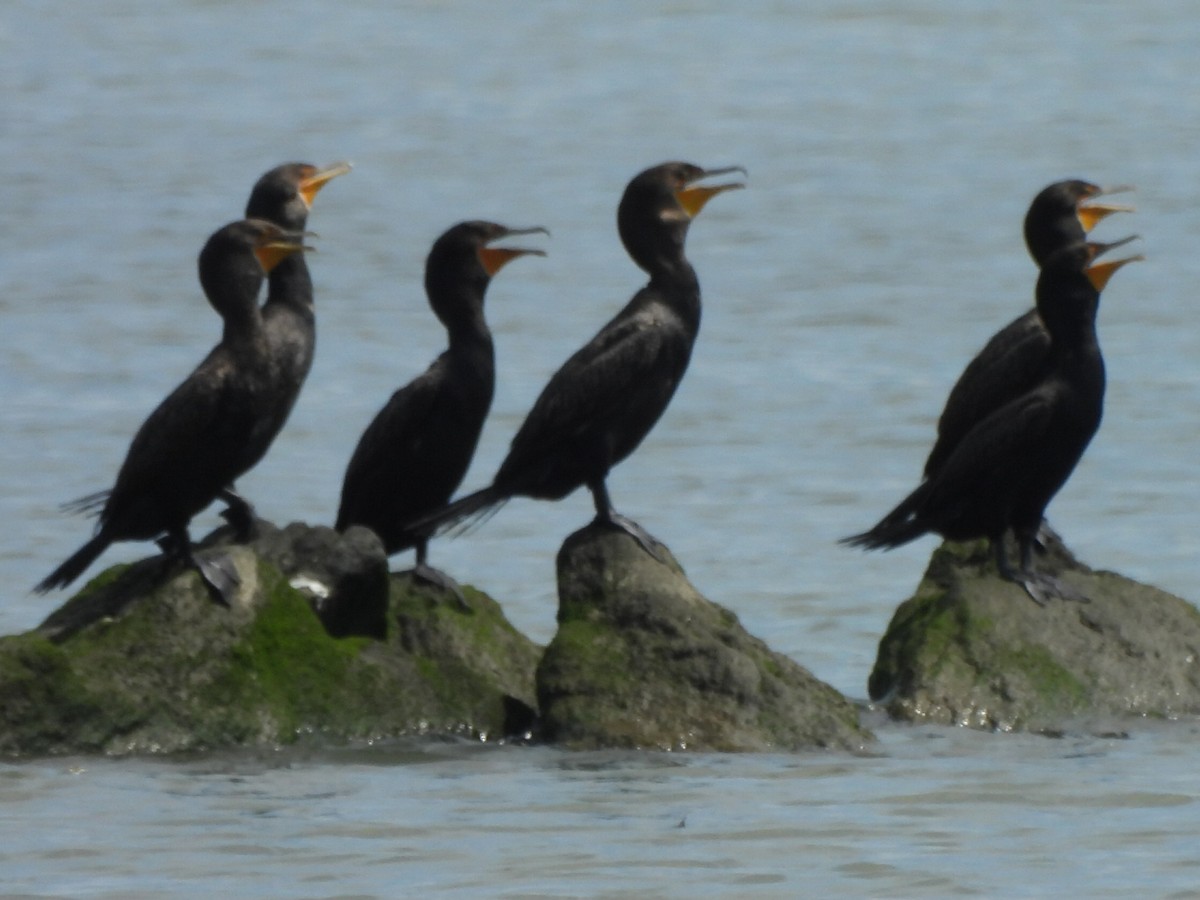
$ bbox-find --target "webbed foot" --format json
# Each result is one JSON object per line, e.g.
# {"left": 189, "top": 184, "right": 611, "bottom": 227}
{"left": 412, "top": 562, "right": 471, "bottom": 612}
{"left": 193, "top": 551, "right": 241, "bottom": 607}
{"left": 1010, "top": 570, "right": 1089, "bottom": 607}
{"left": 156, "top": 533, "right": 240, "bottom": 607}
{"left": 594, "top": 511, "right": 668, "bottom": 564}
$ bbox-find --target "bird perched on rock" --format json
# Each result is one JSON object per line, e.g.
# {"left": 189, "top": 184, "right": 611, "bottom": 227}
{"left": 36, "top": 219, "right": 312, "bottom": 603}
{"left": 842, "top": 236, "right": 1142, "bottom": 604}
{"left": 335, "top": 220, "right": 547, "bottom": 605}
{"left": 218, "top": 160, "right": 351, "bottom": 535}
{"left": 924, "top": 180, "right": 1132, "bottom": 479}
{"left": 409, "top": 161, "right": 744, "bottom": 557}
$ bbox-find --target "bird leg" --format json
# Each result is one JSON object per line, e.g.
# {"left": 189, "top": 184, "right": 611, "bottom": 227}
{"left": 219, "top": 485, "right": 258, "bottom": 542}
{"left": 994, "top": 534, "right": 1088, "bottom": 606}
{"left": 156, "top": 528, "right": 240, "bottom": 607}
{"left": 1018, "top": 535, "right": 1089, "bottom": 604}
{"left": 589, "top": 479, "right": 667, "bottom": 563}
{"left": 991, "top": 536, "right": 1041, "bottom": 602}
{"left": 1033, "top": 519, "right": 1063, "bottom": 554}
{"left": 410, "top": 542, "right": 471, "bottom": 612}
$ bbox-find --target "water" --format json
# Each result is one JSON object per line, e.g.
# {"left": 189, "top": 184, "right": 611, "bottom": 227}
{"left": 3, "top": 0, "right": 1200, "bottom": 895}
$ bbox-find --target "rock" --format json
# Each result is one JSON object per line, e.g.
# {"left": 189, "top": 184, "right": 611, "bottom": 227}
{"left": 202, "top": 519, "right": 390, "bottom": 639}
{"left": 1, "top": 529, "right": 541, "bottom": 757}
{"left": 869, "top": 536, "right": 1200, "bottom": 732}
{"left": 537, "top": 524, "right": 872, "bottom": 752}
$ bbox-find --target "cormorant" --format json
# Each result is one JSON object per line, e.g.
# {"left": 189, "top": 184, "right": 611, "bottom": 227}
{"left": 409, "top": 161, "right": 744, "bottom": 555}
{"left": 842, "top": 237, "right": 1142, "bottom": 604}
{"left": 219, "top": 161, "right": 351, "bottom": 534}
{"left": 35, "top": 219, "right": 311, "bottom": 602}
{"left": 335, "top": 221, "right": 547, "bottom": 604}
{"left": 924, "top": 180, "right": 1132, "bottom": 478}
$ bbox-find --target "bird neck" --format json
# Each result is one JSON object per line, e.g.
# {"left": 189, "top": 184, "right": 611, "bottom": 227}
{"left": 200, "top": 252, "right": 268, "bottom": 339}
{"left": 446, "top": 311, "right": 493, "bottom": 356}
{"left": 644, "top": 250, "right": 695, "bottom": 282}
{"left": 434, "top": 289, "right": 490, "bottom": 357}
{"left": 445, "top": 316, "right": 496, "bottom": 398}
{"left": 263, "top": 255, "right": 314, "bottom": 315}
{"left": 428, "top": 274, "right": 492, "bottom": 351}
{"left": 1040, "top": 287, "right": 1100, "bottom": 368}
{"left": 647, "top": 258, "right": 701, "bottom": 325}
{"left": 619, "top": 205, "right": 694, "bottom": 277}
{"left": 221, "top": 301, "right": 265, "bottom": 348}
{"left": 1049, "top": 318, "right": 1100, "bottom": 363}
{"left": 1025, "top": 219, "right": 1084, "bottom": 267}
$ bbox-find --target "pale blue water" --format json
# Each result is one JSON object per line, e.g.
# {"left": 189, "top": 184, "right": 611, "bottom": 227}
{"left": 4, "top": 1, "right": 1200, "bottom": 896}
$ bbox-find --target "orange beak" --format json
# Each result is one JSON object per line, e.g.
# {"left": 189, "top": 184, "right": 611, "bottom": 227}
{"left": 476, "top": 226, "right": 549, "bottom": 276}
{"left": 254, "top": 232, "right": 315, "bottom": 273}
{"left": 298, "top": 161, "right": 353, "bottom": 209}
{"left": 676, "top": 165, "right": 747, "bottom": 218}
{"left": 1077, "top": 184, "right": 1135, "bottom": 233}
{"left": 1085, "top": 234, "right": 1143, "bottom": 291}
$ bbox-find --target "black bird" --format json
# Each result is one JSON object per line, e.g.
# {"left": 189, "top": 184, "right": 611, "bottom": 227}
{"left": 335, "top": 221, "right": 547, "bottom": 603}
{"left": 842, "top": 237, "right": 1142, "bottom": 604}
{"left": 218, "top": 161, "right": 351, "bottom": 533}
{"left": 35, "top": 219, "right": 311, "bottom": 601}
{"left": 924, "top": 180, "right": 1132, "bottom": 479}
{"left": 410, "top": 162, "right": 745, "bottom": 555}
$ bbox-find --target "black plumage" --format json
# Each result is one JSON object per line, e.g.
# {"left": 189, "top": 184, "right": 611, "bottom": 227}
{"left": 218, "top": 161, "right": 350, "bottom": 531}
{"left": 35, "top": 219, "right": 310, "bottom": 601}
{"left": 924, "top": 180, "right": 1132, "bottom": 478}
{"left": 843, "top": 238, "right": 1141, "bottom": 603}
{"left": 335, "top": 221, "right": 546, "bottom": 601}
{"left": 410, "top": 161, "right": 744, "bottom": 555}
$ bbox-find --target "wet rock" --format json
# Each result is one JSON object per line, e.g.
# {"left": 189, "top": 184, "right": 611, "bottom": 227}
{"left": 869, "top": 536, "right": 1200, "bottom": 732}
{"left": 537, "top": 524, "right": 872, "bottom": 752}
{"left": 202, "top": 519, "right": 390, "bottom": 639}
{"left": 1, "top": 534, "right": 540, "bottom": 757}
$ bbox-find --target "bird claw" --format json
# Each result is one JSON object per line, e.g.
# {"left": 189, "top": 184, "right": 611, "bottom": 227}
{"left": 194, "top": 552, "right": 241, "bottom": 607}
{"left": 156, "top": 535, "right": 240, "bottom": 607}
{"left": 1013, "top": 571, "right": 1089, "bottom": 607}
{"left": 411, "top": 563, "right": 471, "bottom": 612}
{"left": 595, "top": 512, "right": 668, "bottom": 564}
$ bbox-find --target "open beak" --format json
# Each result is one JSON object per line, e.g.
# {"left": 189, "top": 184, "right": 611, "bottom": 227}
{"left": 255, "top": 229, "right": 316, "bottom": 273}
{"left": 1085, "top": 234, "right": 1143, "bottom": 291}
{"left": 1077, "top": 184, "right": 1135, "bottom": 232}
{"left": 676, "top": 165, "right": 747, "bottom": 218}
{"left": 477, "top": 226, "right": 549, "bottom": 276}
{"left": 298, "top": 161, "right": 353, "bottom": 208}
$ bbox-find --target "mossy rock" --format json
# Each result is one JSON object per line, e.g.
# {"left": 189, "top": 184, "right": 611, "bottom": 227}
{"left": 1, "top": 532, "right": 540, "bottom": 757}
{"left": 537, "top": 524, "right": 872, "bottom": 752}
{"left": 869, "top": 536, "right": 1200, "bottom": 732}
{"left": 380, "top": 572, "right": 540, "bottom": 739}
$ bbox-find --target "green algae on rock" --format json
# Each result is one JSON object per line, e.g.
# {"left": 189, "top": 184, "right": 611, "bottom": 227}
{"left": 1, "top": 529, "right": 540, "bottom": 758}
{"left": 537, "top": 524, "right": 872, "bottom": 752}
{"left": 382, "top": 572, "right": 540, "bottom": 740}
{"left": 201, "top": 519, "right": 391, "bottom": 639}
{"left": 869, "top": 536, "right": 1200, "bottom": 732}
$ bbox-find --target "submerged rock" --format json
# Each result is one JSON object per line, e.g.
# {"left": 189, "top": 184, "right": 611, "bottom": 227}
{"left": 1, "top": 528, "right": 540, "bottom": 758}
{"left": 869, "top": 536, "right": 1200, "bottom": 732}
{"left": 537, "top": 524, "right": 872, "bottom": 752}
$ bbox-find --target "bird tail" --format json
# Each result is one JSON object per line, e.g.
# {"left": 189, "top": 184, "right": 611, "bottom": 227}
{"left": 34, "top": 532, "right": 112, "bottom": 594}
{"left": 839, "top": 486, "right": 929, "bottom": 551}
{"left": 406, "top": 485, "right": 509, "bottom": 541}
{"left": 60, "top": 490, "right": 111, "bottom": 518}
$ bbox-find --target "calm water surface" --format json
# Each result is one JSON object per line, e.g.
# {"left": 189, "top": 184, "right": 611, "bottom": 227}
{"left": 4, "top": 1, "right": 1200, "bottom": 896}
